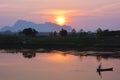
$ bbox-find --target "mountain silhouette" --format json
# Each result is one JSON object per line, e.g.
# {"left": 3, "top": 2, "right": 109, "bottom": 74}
{"left": 0, "top": 20, "right": 72, "bottom": 32}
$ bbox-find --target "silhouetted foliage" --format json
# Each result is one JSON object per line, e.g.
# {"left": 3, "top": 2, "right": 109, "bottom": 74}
{"left": 79, "top": 29, "right": 88, "bottom": 37}
{"left": 96, "top": 28, "right": 103, "bottom": 33}
{"left": 96, "top": 28, "right": 120, "bottom": 37}
{"left": 59, "top": 28, "right": 68, "bottom": 36}
{"left": 0, "top": 27, "right": 120, "bottom": 49}
{"left": 22, "top": 51, "right": 36, "bottom": 59}
{"left": 101, "top": 29, "right": 110, "bottom": 36}
{"left": 79, "top": 29, "right": 84, "bottom": 33}
{"left": 20, "top": 28, "right": 38, "bottom": 37}
{"left": 53, "top": 31, "right": 57, "bottom": 36}
{"left": 71, "top": 29, "right": 77, "bottom": 36}
{"left": 96, "top": 28, "right": 103, "bottom": 36}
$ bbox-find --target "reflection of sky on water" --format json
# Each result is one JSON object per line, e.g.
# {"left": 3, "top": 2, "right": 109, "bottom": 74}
{"left": 35, "top": 51, "right": 72, "bottom": 63}
{"left": 0, "top": 50, "right": 120, "bottom": 80}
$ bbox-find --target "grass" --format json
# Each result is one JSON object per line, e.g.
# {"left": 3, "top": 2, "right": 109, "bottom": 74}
{"left": 0, "top": 34, "right": 120, "bottom": 50}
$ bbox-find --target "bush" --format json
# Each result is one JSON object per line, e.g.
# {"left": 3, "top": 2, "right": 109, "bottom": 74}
{"left": 20, "top": 28, "right": 38, "bottom": 37}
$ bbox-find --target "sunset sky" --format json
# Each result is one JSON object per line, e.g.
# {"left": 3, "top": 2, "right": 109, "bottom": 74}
{"left": 0, "top": 0, "right": 120, "bottom": 31}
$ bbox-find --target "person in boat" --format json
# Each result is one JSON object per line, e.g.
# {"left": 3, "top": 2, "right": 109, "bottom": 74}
{"left": 98, "top": 63, "right": 102, "bottom": 69}
{"left": 97, "top": 63, "right": 113, "bottom": 78}
{"left": 97, "top": 63, "right": 113, "bottom": 72}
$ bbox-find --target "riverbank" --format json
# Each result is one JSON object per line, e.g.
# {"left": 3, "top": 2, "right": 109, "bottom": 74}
{"left": 0, "top": 35, "right": 120, "bottom": 50}
{"left": 1, "top": 48, "right": 120, "bottom": 59}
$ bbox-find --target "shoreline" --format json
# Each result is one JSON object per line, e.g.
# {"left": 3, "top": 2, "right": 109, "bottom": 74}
{"left": 0, "top": 45, "right": 120, "bottom": 51}
{"left": 1, "top": 48, "right": 120, "bottom": 59}
{"left": 0, "top": 35, "right": 119, "bottom": 51}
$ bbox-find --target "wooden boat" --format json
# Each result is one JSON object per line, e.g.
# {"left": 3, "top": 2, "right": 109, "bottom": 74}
{"left": 97, "top": 68, "right": 113, "bottom": 72}
{"left": 97, "top": 63, "right": 113, "bottom": 77}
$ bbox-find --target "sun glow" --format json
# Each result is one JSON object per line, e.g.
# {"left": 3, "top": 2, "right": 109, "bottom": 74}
{"left": 47, "top": 53, "right": 70, "bottom": 63}
{"left": 55, "top": 16, "right": 66, "bottom": 26}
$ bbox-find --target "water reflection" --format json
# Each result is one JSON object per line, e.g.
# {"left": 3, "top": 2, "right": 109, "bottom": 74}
{"left": 22, "top": 50, "right": 36, "bottom": 59}
{"left": 96, "top": 56, "right": 102, "bottom": 62}
{"left": 97, "top": 63, "right": 113, "bottom": 78}
{"left": 0, "top": 49, "right": 120, "bottom": 80}
{"left": 1, "top": 49, "right": 120, "bottom": 60}
{"left": 47, "top": 53, "right": 68, "bottom": 62}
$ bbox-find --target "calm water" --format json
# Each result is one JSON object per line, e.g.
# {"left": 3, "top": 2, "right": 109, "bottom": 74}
{"left": 0, "top": 49, "right": 120, "bottom": 80}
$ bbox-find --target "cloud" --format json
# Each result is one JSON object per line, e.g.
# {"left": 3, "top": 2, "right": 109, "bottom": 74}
{"left": 0, "top": 4, "right": 16, "bottom": 8}
{"left": 0, "top": 4, "right": 10, "bottom": 8}
{"left": 0, "top": 4, "right": 16, "bottom": 12}
{"left": 31, "top": 2, "right": 120, "bottom": 19}
{"left": 32, "top": 9, "right": 88, "bottom": 17}
{"left": 92, "top": 3, "right": 120, "bottom": 16}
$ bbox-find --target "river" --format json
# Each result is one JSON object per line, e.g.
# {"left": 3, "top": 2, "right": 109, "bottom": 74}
{"left": 0, "top": 49, "right": 120, "bottom": 80}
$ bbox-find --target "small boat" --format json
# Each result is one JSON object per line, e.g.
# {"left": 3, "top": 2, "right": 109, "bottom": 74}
{"left": 97, "top": 63, "right": 113, "bottom": 78}
{"left": 97, "top": 68, "right": 113, "bottom": 72}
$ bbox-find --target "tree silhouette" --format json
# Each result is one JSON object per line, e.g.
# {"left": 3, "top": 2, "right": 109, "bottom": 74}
{"left": 20, "top": 28, "right": 38, "bottom": 37}
{"left": 22, "top": 51, "right": 36, "bottom": 59}
{"left": 21, "top": 49, "right": 36, "bottom": 59}
{"left": 96, "top": 28, "right": 103, "bottom": 37}
{"left": 71, "top": 29, "right": 77, "bottom": 36}
{"left": 79, "top": 29, "right": 87, "bottom": 37}
{"left": 79, "top": 29, "right": 84, "bottom": 33}
{"left": 53, "top": 31, "right": 57, "bottom": 36}
{"left": 59, "top": 28, "right": 68, "bottom": 36}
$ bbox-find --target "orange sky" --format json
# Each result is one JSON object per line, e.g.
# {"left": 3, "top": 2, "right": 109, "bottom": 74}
{"left": 0, "top": 0, "right": 120, "bottom": 31}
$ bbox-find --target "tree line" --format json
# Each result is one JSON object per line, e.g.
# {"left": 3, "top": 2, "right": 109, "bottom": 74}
{"left": 19, "top": 28, "right": 120, "bottom": 38}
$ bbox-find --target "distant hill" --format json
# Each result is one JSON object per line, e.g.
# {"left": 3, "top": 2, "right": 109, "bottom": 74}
{"left": 0, "top": 20, "right": 72, "bottom": 32}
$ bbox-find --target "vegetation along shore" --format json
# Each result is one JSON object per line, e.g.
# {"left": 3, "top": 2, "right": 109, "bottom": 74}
{"left": 0, "top": 28, "right": 120, "bottom": 51}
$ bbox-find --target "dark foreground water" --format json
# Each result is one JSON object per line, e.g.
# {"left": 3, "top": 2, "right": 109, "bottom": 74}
{"left": 0, "top": 49, "right": 120, "bottom": 80}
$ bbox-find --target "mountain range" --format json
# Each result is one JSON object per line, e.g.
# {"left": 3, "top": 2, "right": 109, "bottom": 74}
{"left": 0, "top": 20, "right": 72, "bottom": 32}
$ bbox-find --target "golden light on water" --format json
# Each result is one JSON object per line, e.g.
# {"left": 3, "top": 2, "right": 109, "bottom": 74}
{"left": 35, "top": 51, "right": 71, "bottom": 63}
{"left": 55, "top": 16, "right": 66, "bottom": 26}
{"left": 49, "top": 53, "right": 68, "bottom": 62}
